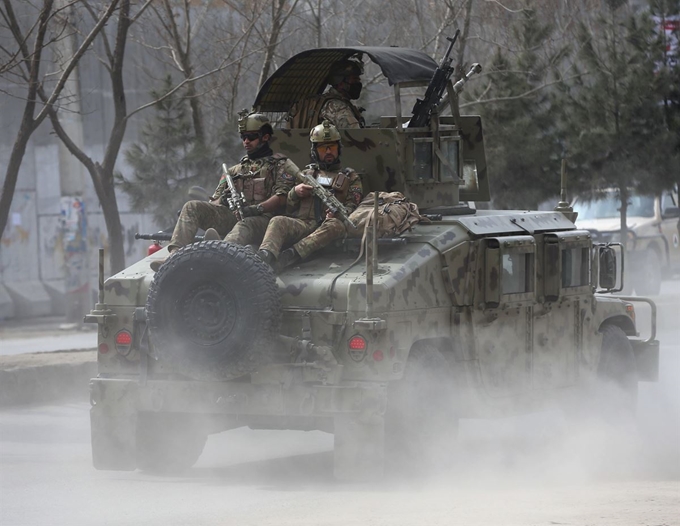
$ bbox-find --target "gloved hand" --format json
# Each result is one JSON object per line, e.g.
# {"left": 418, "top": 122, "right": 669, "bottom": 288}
{"left": 241, "top": 204, "right": 263, "bottom": 218}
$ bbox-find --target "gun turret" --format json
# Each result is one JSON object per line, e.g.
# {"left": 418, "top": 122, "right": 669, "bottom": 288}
{"left": 408, "top": 30, "right": 460, "bottom": 128}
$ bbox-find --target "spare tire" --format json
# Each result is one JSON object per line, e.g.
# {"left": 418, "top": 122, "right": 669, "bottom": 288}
{"left": 146, "top": 241, "right": 281, "bottom": 380}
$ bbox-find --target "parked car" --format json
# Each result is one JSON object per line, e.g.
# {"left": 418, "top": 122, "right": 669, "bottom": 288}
{"left": 573, "top": 188, "right": 680, "bottom": 295}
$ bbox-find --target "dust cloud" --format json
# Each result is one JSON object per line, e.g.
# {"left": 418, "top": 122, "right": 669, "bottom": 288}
{"left": 185, "top": 289, "right": 680, "bottom": 526}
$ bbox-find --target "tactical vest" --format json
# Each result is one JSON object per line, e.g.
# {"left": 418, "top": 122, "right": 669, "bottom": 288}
{"left": 296, "top": 166, "right": 355, "bottom": 222}
{"left": 229, "top": 153, "right": 287, "bottom": 205}
{"left": 287, "top": 93, "right": 364, "bottom": 129}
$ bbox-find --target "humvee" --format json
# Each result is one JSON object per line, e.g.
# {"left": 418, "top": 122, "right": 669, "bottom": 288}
{"left": 86, "top": 47, "right": 659, "bottom": 480}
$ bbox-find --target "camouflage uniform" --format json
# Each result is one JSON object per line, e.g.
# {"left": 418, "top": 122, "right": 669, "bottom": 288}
{"left": 259, "top": 164, "right": 363, "bottom": 259}
{"left": 287, "top": 88, "right": 364, "bottom": 129}
{"left": 168, "top": 154, "right": 297, "bottom": 251}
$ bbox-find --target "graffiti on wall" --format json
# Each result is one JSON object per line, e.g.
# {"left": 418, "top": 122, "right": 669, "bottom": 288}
{"left": 60, "top": 196, "right": 89, "bottom": 293}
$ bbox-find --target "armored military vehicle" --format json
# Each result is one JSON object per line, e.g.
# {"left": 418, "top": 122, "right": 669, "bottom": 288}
{"left": 86, "top": 46, "right": 659, "bottom": 480}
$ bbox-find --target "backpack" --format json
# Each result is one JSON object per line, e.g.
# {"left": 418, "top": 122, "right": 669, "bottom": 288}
{"left": 347, "top": 191, "right": 428, "bottom": 238}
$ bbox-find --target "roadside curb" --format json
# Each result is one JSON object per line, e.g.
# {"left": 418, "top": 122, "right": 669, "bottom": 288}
{"left": 0, "top": 351, "right": 96, "bottom": 408}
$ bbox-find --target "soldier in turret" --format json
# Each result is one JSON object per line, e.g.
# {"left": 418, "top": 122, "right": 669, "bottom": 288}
{"left": 286, "top": 58, "right": 365, "bottom": 129}
{"left": 150, "top": 111, "right": 299, "bottom": 271}
{"left": 256, "top": 120, "right": 363, "bottom": 271}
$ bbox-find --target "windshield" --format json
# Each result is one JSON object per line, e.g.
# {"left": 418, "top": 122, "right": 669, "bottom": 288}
{"left": 573, "top": 194, "right": 655, "bottom": 220}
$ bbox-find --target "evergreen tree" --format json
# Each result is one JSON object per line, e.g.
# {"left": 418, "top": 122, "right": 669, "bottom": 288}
{"left": 468, "top": 7, "right": 569, "bottom": 209}
{"left": 650, "top": 0, "right": 680, "bottom": 193}
{"left": 118, "top": 76, "right": 218, "bottom": 228}
{"left": 560, "top": 0, "right": 679, "bottom": 241}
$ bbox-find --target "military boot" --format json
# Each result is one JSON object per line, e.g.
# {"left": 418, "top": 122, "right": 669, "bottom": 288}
{"left": 203, "top": 228, "right": 221, "bottom": 241}
{"left": 150, "top": 257, "right": 167, "bottom": 272}
{"left": 257, "top": 249, "right": 276, "bottom": 269}
{"left": 276, "top": 248, "right": 301, "bottom": 273}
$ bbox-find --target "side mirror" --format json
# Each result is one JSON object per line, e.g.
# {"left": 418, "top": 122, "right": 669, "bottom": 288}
{"left": 599, "top": 246, "right": 617, "bottom": 290}
{"left": 662, "top": 206, "right": 680, "bottom": 219}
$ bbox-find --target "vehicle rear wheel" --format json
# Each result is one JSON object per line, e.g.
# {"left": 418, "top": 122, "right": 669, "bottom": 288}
{"left": 136, "top": 413, "right": 208, "bottom": 473}
{"left": 385, "top": 342, "right": 458, "bottom": 473}
{"left": 146, "top": 241, "right": 281, "bottom": 380}
{"left": 634, "top": 249, "right": 661, "bottom": 296}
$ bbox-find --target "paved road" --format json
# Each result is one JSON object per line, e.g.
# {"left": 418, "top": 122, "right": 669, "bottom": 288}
{"left": 1, "top": 328, "right": 678, "bottom": 526}
{"left": 0, "top": 332, "right": 96, "bottom": 356}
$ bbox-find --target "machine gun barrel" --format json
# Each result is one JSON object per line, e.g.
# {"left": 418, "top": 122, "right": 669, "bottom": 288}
{"left": 408, "top": 30, "right": 460, "bottom": 128}
{"left": 298, "top": 171, "right": 357, "bottom": 229}
{"left": 222, "top": 163, "right": 247, "bottom": 221}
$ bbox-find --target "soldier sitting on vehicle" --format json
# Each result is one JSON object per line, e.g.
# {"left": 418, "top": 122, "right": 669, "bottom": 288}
{"left": 150, "top": 111, "right": 299, "bottom": 272}
{"left": 286, "top": 58, "right": 366, "bottom": 129}
{"left": 256, "top": 120, "right": 363, "bottom": 272}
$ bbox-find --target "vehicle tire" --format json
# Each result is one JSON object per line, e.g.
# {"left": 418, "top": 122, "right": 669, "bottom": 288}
{"left": 634, "top": 249, "right": 661, "bottom": 296}
{"left": 595, "top": 325, "right": 638, "bottom": 422}
{"left": 385, "top": 342, "right": 458, "bottom": 473}
{"left": 146, "top": 241, "right": 281, "bottom": 380}
{"left": 136, "top": 412, "right": 208, "bottom": 473}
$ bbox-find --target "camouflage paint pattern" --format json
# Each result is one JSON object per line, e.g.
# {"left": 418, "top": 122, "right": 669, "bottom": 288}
{"left": 168, "top": 200, "right": 237, "bottom": 250}
{"left": 167, "top": 153, "right": 299, "bottom": 250}
{"left": 286, "top": 87, "right": 364, "bottom": 129}
{"left": 90, "top": 108, "right": 655, "bottom": 475}
{"left": 223, "top": 215, "right": 271, "bottom": 246}
{"left": 259, "top": 216, "right": 317, "bottom": 257}
{"left": 259, "top": 165, "right": 363, "bottom": 258}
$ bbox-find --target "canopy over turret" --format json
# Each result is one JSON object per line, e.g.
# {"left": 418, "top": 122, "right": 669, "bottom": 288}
{"left": 253, "top": 47, "right": 437, "bottom": 113}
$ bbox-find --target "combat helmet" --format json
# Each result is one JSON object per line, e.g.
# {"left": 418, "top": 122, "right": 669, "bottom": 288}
{"left": 237, "top": 109, "right": 274, "bottom": 137}
{"left": 327, "top": 58, "right": 364, "bottom": 86}
{"left": 310, "top": 120, "right": 342, "bottom": 168}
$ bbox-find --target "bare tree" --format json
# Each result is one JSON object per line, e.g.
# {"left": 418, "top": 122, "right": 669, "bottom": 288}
{"left": 257, "top": 0, "right": 300, "bottom": 89}
{"left": 0, "top": 0, "right": 119, "bottom": 240}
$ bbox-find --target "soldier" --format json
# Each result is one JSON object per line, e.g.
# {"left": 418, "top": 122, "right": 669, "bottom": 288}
{"left": 257, "top": 120, "right": 363, "bottom": 271}
{"left": 286, "top": 58, "right": 365, "bottom": 129}
{"left": 150, "top": 111, "right": 299, "bottom": 271}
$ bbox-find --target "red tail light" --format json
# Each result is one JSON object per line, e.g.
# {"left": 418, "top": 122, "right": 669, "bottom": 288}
{"left": 115, "top": 330, "right": 133, "bottom": 356}
{"left": 115, "top": 331, "right": 132, "bottom": 345}
{"left": 348, "top": 335, "right": 367, "bottom": 350}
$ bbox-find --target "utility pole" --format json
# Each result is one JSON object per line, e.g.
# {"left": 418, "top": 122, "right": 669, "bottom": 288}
{"left": 54, "top": 0, "right": 90, "bottom": 326}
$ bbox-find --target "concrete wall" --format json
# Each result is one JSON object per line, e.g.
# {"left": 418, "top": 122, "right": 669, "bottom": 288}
{"left": 0, "top": 137, "right": 160, "bottom": 320}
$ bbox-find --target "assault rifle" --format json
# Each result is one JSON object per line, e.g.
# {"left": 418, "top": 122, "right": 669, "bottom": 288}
{"left": 298, "top": 171, "right": 357, "bottom": 229}
{"left": 409, "top": 30, "right": 460, "bottom": 128}
{"left": 222, "top": 163, "right": 247, "bottom": 221}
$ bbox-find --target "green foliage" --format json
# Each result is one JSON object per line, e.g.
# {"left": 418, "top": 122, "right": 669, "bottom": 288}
{"left": 118, "top": 76, "right": 218, "bottom": 227}
{"left": 560, "top": 2, "right": 679, "bottom": 198}
{"left": 469, "top": 7, "right": 569, "bottom": 209}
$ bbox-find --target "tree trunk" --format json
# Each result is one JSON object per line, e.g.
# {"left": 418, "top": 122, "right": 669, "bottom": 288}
{"left": 0, "top": 124, "right": 35, "bottom": 237}
{"left": 95, "top": 164, "right": 126, "bottom": 273}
